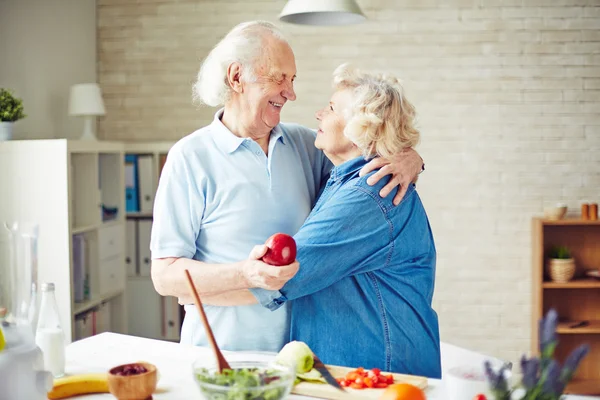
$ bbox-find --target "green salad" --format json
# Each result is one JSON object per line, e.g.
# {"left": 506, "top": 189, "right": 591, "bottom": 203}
{"left": 194, "top": 367, "right": 290, "bottom": 400}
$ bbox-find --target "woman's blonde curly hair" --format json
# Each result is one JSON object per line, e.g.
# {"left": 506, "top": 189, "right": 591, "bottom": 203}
{"left": 333, "top": 63, "right": 420, "bottom": 159}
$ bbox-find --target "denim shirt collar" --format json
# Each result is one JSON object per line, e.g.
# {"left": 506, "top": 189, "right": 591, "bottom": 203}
{"left": 210, "top": 108, "right": 285, "bottom": 154}
{"left": 329, "top": 156, "right": 369, "bottom": 183}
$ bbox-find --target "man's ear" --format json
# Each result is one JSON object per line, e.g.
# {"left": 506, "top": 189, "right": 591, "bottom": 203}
{"left": 227, "top": 62, "right": 243, "bottom": 94}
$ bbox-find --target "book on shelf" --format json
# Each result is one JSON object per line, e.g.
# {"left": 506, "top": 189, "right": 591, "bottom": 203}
{"left": 72, "top": 234, "right": 86, "bottom": 303}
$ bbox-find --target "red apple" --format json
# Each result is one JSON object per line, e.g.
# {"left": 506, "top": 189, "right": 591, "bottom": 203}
{"left": 261, "top": 233, "right": 297, "bottom": 266}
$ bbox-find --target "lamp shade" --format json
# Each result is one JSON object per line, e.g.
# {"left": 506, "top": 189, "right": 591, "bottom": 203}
{"left": 68, "top": 83, "right": 106, "bottom": 116}
{"left": 279, "top": 0, "right": 366, "bottom": 26}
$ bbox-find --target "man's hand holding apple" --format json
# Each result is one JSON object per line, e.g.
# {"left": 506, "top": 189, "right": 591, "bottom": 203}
{"left": 242, "top": 233, "right": 299, "bottom": 291}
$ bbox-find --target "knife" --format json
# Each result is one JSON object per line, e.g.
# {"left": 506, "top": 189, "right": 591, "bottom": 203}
{"left": 312, "top": 354, "right": 346, "bottom": 392}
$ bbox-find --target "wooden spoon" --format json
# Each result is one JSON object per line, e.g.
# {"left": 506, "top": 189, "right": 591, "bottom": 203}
{"left": 184, "top": 269, "right": 231, "bottom": 372}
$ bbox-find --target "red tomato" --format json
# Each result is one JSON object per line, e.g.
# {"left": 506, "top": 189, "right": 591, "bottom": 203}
{"left": 473, "top": 395, "right": 487, "bottom": 400}
{"left": 346, "top": 372, "right": 359, "bottom": 381}
{"left": 375, "top": 382, "right": 389, "bottom": 388}
{"left": 371, "top": 368, "right": 381, "bottom": 376}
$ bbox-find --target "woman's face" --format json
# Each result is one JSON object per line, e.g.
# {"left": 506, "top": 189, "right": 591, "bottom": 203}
{"left": 315, "top": 89, "right": 360, "bottom": 165}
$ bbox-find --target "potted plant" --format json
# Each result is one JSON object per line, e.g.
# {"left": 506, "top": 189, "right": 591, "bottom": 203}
{"left": 546, "top": 246, "right": 575, "bottom": 283}
{"left": 485, "top": 309, "right": 589, "bottom": 400}
{"left": 0, "top": 88, "right": 26, "bottom": 141}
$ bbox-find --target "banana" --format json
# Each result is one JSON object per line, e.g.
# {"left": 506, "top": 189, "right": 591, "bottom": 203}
{"left": 47, "top": 373, "right": 109, "bottom": 399}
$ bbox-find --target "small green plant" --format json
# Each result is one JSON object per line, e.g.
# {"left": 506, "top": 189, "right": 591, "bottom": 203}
{"left": 0, "top": 88, "right": 26, "bottom": 122}
{"left": 548, "top": 246, "right": 571, "bottom": 260}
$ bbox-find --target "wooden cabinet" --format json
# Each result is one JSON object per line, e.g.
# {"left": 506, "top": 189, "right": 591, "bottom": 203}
{"left": 532, "top": 218, "right": 600, "bottom": 395}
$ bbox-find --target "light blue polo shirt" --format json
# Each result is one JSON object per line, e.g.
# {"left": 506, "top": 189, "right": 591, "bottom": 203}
{"left": 150, "top": 109, "right": 332, "bottom": 352}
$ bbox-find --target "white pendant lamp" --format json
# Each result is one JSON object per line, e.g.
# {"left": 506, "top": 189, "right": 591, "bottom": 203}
{"left": 279, "top": 0, "right": 366, "bottom": 26}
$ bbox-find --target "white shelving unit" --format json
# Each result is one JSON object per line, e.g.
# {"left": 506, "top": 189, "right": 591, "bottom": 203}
{"left": 0, "top": 139, "right": 127, "bottom": 343}
{"left": 123, "top": 141, "right": 182, "bottom": 342}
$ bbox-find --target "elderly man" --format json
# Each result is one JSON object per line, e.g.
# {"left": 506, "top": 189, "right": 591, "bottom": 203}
{"left": 150, "top": 21, "right": 424, "bottom": 353}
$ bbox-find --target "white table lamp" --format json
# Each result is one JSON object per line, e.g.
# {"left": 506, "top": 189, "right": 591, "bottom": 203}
{"left": 279, "top": 0, "right": 366, "bottom": 26}
{"left": 68, "top": 83, "right": 106, "bottom": 141}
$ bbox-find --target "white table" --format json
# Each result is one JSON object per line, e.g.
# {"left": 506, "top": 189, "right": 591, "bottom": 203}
{"left": 66, "top": 333, "right": 592, "bottom": 399}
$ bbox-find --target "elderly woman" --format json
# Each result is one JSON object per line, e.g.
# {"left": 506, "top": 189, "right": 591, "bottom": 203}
{"left": 206, "top": 63, "right": 441, "bottom": 377}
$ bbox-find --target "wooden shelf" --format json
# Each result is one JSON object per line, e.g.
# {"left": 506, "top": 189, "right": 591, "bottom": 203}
{"left": 535, "top": 217, "right": 600, "bottom": 226}
{"left": 565, "top": 379, "right": 600, "bottom": 395}
{"left": 532, "top": 218, "right": 600, "bottom": 395}
{"left": 543, "top": 279, "right": 600, "bottom": 289}
{"left": 73, "top": 289, "right": 124, "bottom": 316}
{"left": 557, "top": 320, "right": 600, "bottom": 334}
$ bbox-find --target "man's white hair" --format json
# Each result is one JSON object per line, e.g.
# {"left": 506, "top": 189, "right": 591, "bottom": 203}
{"left": 193, "top": 21, "right": 287, "bottom": 107}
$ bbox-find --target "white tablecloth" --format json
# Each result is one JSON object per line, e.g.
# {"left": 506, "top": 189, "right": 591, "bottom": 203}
{"left": 65, "top": 333, "right": 593, "bottom": 399}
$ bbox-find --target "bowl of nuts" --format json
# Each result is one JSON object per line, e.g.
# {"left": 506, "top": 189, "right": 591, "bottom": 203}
{"left": 108, "top": 361, "right": 157, "bottom": 400}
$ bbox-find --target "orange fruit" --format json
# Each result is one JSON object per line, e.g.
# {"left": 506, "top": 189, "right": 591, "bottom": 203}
{"left": 378, "top": 383, "right": 426, "bottom": 400}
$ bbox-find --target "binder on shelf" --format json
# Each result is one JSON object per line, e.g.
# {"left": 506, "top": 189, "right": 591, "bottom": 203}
{"left": 137, "top": 220, "right": 152, "bottom": 277}
{"left": 72, "top": 234, "right": 86, "bottom": 303}
{"left": 126, "top": 220, "right": 138, "bottom": 276}
{"left": 125, "top": 154, "right": 139, "bottom": 212}
{"left": 159, "top": 154, "right": 167, "bottom": 178}
{"left": 137, "top": 155, "right": 154, "bottom": 213}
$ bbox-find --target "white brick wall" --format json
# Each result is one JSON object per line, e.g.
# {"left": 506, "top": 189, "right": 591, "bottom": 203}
{"left": 98, "top": 0, "right": 600, "bottom": 364}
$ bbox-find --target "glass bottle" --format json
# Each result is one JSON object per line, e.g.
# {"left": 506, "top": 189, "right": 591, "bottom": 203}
{"left": 35, "top": 283, "right": 65, "bottom": 378}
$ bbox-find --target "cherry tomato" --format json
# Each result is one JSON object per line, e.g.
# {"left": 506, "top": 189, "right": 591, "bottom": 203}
{"left": 346, "top": 372, "right": 359, "bottom": 381}
{"left": 473, "top": 395, "right": 487, "bottom": 400}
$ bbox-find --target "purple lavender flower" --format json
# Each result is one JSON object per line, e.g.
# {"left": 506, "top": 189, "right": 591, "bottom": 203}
{"left": 560, "top": 343, "right": 590, "bottom": 385}
{"left": 520, "top": 355, "right": 540, "bottom": 390}
{"left": 541, "top": 360, "right": 562, "bottom": 396}
{"left": 539, "top": 309, "right": 558, "bottom": 359}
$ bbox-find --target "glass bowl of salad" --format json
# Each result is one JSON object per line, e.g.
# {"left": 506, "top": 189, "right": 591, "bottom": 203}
{"left": 192, "top": 359, "right": 296, "bottom": 400}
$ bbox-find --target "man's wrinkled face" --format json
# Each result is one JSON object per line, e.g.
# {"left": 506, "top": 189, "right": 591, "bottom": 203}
{"left": 241, "top": 39, "right": 297, "bottom": 132}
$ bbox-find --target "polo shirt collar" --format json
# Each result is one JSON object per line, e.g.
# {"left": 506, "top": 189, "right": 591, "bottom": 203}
{"left": 210, "top": 108, "right": 286, "bottom": 154}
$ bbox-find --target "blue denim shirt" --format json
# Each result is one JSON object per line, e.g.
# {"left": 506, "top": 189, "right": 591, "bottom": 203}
{"left": 251, "top": 156, "right": 441, "bottom": 378}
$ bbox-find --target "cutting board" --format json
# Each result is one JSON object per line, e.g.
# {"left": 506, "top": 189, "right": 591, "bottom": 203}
{"left": 291, "top": 365, "right": 428, "bottom": 399}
